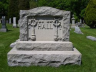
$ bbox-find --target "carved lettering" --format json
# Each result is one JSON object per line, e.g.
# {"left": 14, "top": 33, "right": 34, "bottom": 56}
{"left": 38, "top": 23, "right": 53, "bottom": 29}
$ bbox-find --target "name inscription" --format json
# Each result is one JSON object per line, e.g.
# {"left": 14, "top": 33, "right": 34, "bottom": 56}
{"left": 38, "top": 23, "right": 53, "bottom": 29}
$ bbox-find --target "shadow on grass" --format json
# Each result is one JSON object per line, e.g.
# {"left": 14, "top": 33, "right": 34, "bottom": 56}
{"left": 8, "top": 30, "right": 13, "bottom": 32}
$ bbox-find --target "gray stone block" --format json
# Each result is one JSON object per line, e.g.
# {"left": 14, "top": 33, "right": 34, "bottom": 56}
{"left": 16, "top": 41, "right": 73, "bottom": 51}
{"left": 8, "top": 47, "right": 82, "bottom": 67}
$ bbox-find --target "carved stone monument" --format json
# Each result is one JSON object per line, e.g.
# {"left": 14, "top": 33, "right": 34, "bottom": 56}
{"left": 7, "top": 7, "right": 81, "bottom": 67}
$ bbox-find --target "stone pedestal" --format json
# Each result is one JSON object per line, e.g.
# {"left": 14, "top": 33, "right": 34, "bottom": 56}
{"left": 8, "top": 41, "right": 81, "bottom": 67}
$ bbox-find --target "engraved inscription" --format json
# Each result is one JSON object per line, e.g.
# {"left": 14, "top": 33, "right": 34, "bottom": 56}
{"left": 28, "top": 16, "right": 63, "bottom": 41}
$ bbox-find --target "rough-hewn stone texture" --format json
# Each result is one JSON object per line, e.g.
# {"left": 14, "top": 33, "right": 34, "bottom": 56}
{"left": 16, "top": 41, "right": 73, "bottom": 51}
{"left": 7, "top": 7, "right": 82, "bottom": 67}
{"left": 18, "top": 6, "right": 70, "bottom": 41}
{"left": 8, "top": 48, "right": 81, "bottom": 67}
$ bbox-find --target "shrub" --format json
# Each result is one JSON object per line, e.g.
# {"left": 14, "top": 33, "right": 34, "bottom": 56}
{"left": 84, "top": 0, "right": 96, "bottom": 28}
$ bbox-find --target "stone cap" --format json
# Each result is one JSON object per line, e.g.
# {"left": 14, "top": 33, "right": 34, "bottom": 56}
{"left": 20, "top": 6, "right": 70, "bottom": 18}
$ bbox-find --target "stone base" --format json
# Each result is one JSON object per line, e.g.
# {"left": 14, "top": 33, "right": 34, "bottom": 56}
{"left": 71, "top": 24, "right": 76, "bottom": 28}
{"left": 13, "top": 24, "right": 17, "bottom": 28}
{"left": 0, "top": 28, "right": 7, "bottom": 32}
{"left": 7, "top": 47, "right": 82, "bottom": 67}
{"left": 16, "top": 41, "right": 73, "bottom": 51}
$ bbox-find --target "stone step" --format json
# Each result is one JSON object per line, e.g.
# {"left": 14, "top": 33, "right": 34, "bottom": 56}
{"left": 8, "top": 47, "right": 81, "bottom": 67}
{"left": 16, "top": 41, "right": 73, "bottom": 51}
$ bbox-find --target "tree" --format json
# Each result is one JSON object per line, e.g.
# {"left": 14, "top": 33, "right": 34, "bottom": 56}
{"left": 0, "top": 0, "right": 9, "bottom": 19}
{"left": 35, "top": 0, "right": 89, "bottom": 21}
{"left": 18, "top": 0, "right": 30, "bottom": 10}
{"left": 30, "top": 0, "right": 37, "bottom": 9}
{"left": 84, "top": 0, "right": 96, "bottom": 28}
{"left": 8, "top": 0, "right": 19, "bottom": 20}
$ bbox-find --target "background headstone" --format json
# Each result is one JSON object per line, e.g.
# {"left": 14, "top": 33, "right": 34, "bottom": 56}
{"left": 71, "top": 14, "right": 76, "bottom": 28}
{"left": 13, "top": 17, "right": 17, "bottom": 27}
{"left": 9, "top": 18, "right": 11, "bottom": 24}
{"left": 87, "top": 36, "right": 96, "bottom": 41}
{"left": 0, "top": 19, "right": 1, "bottom": 23}
{"left": 0, "top": 16, "right": 8, "bottom": 32}
{"left": 74, "top": 26, "right": 83, "bottom": 34}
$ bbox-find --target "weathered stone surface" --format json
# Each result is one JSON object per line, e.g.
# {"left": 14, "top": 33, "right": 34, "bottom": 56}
{"left": 86, "top": 36, "right": 96, "bottom": 41}
{"left": 8, "top": 48, "right": 81, "bottom": 67}
{"left": 74, "top": 26, "right": 83, "bottom": 34}
{"left": 16, "top": 41, "right": 73, "bottom": 51}
{"left": 10, "top": 39, "right": 20, "bottom": 48}
{"left": 19, "top": 6, "right": 70, "bottom": 41}
{"left": 7, "top": 7, "right": 82, "bottom": 67}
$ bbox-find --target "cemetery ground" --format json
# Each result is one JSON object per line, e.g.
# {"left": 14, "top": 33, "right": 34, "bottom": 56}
{"left": 0, "top": 24, "right": 96, "bottom": 72}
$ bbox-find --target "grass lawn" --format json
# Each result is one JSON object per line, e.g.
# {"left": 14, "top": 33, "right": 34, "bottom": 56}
{"left": 0, "top": 24, "right": 96, "bottom": 72}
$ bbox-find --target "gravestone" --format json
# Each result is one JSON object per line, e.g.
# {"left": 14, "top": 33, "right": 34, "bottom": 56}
{"left": 87, "top": 36, "right": 96, "bottom": 41}
{"left": 74, "top": 26, "right": 83, "bottom": 34}
{"left": 0, "top": 16, "right": 8, "bottom": 32}
{"left": 0, "top": 19, "right": 1, "bottom": 23}
{"left": 9, "top": 18, "right": 11, "bottom": 24}
{"left": 71, "top": 14, "right": 76, "bottom": 28}
{"left": 13, "top": 17, "right": 17, "bottom": 27}
{"left": 7, "top": 7, "right": 81, "bottom": 67}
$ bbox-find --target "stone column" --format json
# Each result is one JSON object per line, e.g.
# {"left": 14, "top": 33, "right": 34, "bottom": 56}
{"left": 71, "top": 14, "right": 75, "bottom": 28}
{"left": 0, "top": 16, "right": 8, "bottom": 32}
{"left": 9, "top": 18, "right": 11, "bottom": 24}
{"left": 13, "top": 17, "right": 17, "bottom": 27}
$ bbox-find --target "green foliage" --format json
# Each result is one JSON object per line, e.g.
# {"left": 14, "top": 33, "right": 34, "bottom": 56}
{"left": 8, "top": 0, "right": 30, "bottom": 22}
{"left": 32, "top": 0, "right": 89, "bottom": 21}
{"left": 85, "top": 0, "right": 96, "bottom": 28}
{"left": 8, "top": 0, "right": 19, "bottom": 21}
{"left": 0, "top": 0, "right": 9, "bottom": 19}
{"left": 30, "top": 0, "right": 37, "bottom": 9}
{"left": 18, "top": 0, "right": 30, "bottom": 10}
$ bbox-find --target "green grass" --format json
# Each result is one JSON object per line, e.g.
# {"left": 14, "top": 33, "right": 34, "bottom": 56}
{"left": 0, "top": 24, "right": 96, "bottom": 72}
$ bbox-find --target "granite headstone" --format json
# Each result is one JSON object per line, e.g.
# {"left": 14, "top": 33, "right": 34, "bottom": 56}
{"left": 8, "top": 7, "right": 81, "bottom": 67}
